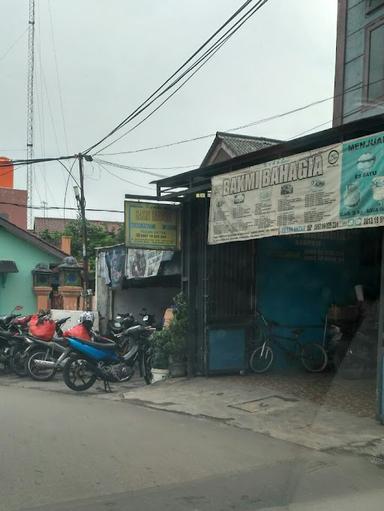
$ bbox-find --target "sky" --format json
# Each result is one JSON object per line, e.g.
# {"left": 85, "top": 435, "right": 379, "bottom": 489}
{"left": 0, "top": 0, "right": 338, "bottom": 223}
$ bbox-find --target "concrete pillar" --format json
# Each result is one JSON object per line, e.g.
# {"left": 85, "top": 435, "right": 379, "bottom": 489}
{"left": 33, "top": 286, "right": 51, "bottom": 312}
{"left": 59, "top": 286, "right": 82, "bottom": 311}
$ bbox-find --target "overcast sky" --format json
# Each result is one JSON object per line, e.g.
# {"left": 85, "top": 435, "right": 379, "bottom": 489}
{"left": 0, "top": 0, "right": 337, "bottom": 222}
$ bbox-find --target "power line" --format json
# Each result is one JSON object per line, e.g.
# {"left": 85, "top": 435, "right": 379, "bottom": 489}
{"left": 0, "top": 199, "right": 124, "bottom": 214}
{"left": 83, "top": 0, "right": 270, "bottom": 155}
{"left": 93, "top": 158, "right": 197, "bottom": 176}
{"left": 0, "top": 26, "right": 28, "bottom": 63}
{"left": 63, "top": 159, "right": 78, "bottom": 221}
{"left": 93, "top": 0, "right": 270, "bottom": 155}
{"left": 83, "top": 0, "right": 256, "bottom": 154}
{"left": 95, "top": 161, "right": 154, "bottom": 190}
{"left": 93, "top": 158, "right": 166, "bottom": 178}
{"left": 96, "top": 76, "right": 384, "bottom": 157}
{"left": 57, "top": 158, "right": 80, "bottom": 188}
{"left": 48, "top": 0, "right": 69, "bottom": 154}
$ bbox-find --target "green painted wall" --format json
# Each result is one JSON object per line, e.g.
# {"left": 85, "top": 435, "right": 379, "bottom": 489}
{"left": 0, "top": 227, "right": 61, "bottom": 314}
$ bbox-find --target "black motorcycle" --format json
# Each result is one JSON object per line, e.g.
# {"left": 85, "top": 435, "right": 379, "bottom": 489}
{"left": 106, "top": 312, "right": 136, "bottom": 339}
{"left": 0, "top": 310, "right": 32, "bottom": 375}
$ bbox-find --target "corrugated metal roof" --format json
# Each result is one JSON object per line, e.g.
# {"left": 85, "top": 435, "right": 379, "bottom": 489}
{"left": 200, "top": 131, "right": 281, "bottom": 167}
{"left": 217, "top": 132, "right": 281, "bottom": 156}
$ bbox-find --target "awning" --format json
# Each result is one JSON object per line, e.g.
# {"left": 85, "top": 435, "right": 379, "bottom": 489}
{"left": 0, "top": 260, "right": 19, "bottom": 273}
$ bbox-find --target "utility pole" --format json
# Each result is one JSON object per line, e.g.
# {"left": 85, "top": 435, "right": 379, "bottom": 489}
{"left": 75, "top": 153, "right": 92, "bottom": 310}
{"left": 26, "top": 0, "right": 35, "bottom": 229}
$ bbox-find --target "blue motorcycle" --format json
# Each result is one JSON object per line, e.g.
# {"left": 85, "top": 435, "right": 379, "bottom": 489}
{"left": 63, "top": 323, "right": 155, "bottom": 392}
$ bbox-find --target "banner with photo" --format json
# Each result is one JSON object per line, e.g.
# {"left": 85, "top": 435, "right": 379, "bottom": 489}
{"left": 104, "top": 246, "right": 126, "bottom": 288}
{"left": 208, "top": 131, "right": 384, "bottom": 245}
{"left": 125, "top": 249, "right": 172, "bottom": 279}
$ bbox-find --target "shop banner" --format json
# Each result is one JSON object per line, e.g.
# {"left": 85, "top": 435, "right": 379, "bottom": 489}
{"left": 125, "top": 201, "right": 180, "bottom": 250}
{"left": 208, "top": 131, "right": 384, "bottom": 244}
{"left": 125, "top": 249, "right": 172, "bottom": 279}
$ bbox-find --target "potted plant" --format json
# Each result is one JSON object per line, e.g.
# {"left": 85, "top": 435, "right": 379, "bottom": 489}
{"left": 150, "top": 328, "right": 171, "bottom": 382}
{"left": 150, "top": 293, "right": 189, "bottom": 380}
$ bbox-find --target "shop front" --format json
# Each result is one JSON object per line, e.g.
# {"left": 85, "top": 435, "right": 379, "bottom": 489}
{"left": 154, "top": 113, "right": 384, "bottom": 422}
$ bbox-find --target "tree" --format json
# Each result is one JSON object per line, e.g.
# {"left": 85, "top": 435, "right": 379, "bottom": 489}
{"left": 39, "top": 218, "right": 124, "bottom": 271}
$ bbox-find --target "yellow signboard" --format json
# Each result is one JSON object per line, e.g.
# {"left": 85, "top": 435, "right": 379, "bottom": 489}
{"left": 124, "top": 201, "right": 181, "bottom": 250}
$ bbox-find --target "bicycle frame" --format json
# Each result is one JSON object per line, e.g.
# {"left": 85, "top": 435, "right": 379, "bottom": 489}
{"left": 255, "top": 310, "right": 309, "bottom": 359}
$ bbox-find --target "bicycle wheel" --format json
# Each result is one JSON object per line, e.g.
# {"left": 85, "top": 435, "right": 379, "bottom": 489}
{"left": 300, "top": 343, "right": 328, "bottom": 372}
{"left": 249, "top": 344, "right": 274, "bottom": 373}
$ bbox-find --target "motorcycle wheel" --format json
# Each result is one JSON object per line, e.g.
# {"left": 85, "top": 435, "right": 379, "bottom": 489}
{"left": 27, "top": 349, "right": 57, "bottom": 381}
{"left": 63, "top": 355, "right": 97, "bottom": 391}
{"left": 9, "top": 345, "right": 28, "bottom": 377}
{"left": 0, "top": 347, "right": 9, "bottom": 373}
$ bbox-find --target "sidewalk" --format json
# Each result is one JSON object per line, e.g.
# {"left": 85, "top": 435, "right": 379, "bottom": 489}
{"left": 105, "top": 373, "right": 384, "bottom": 459}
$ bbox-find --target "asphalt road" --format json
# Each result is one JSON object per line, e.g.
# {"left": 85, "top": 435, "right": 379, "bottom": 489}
{"left": 1, "top": 381, "right": 384, "bottom": 511}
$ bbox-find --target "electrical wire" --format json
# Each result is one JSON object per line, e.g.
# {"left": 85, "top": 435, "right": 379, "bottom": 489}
{"left": 62, "top": 158, "right": 78, "bottom": 220}
{"left": 57, "top": 158, "right": 80, "bottom": 188}
{"left": 0, "top": 199, "right": 124, "bottom": 214}
{"left": 93, "top": 158, "right": 166, "bottom": 178}
{"left": 48, "top": 0, "right": 69, "bottom": 154}
{"left": 83, "top": 0, "right": 255, "bottom": 154}
{"left": 95, "top": 161, "right": 154, "bottom": 190}
{"left": 93, "top": 158, "right": 197, "bottom": 177}
{"left": 83, "top": 0, "right": 270, "bottom": 155}
{"left": 92, "top": 0, "right": 270, "bottom": 155}
{"left": 96, "top": 76, "right": 384, "bottom": 157}
{"left": 0, "top": 27, "right": 28, "bottom": 63}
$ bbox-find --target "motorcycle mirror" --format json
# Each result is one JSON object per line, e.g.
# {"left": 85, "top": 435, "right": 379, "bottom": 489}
{"left": 142, "top": 315, "right": 149, "bottom": 322}
{"left": 14, "top": 305, "right": 23, "bottom": 311}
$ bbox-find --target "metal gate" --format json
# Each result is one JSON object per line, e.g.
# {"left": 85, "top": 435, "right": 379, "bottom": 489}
{"left": 207, "top": 240, "right": 255, "bottom": 323}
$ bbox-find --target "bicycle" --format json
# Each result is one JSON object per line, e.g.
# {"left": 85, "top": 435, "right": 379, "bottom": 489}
{"left": 249, "top": 310, "right": 328, "bottom": 373}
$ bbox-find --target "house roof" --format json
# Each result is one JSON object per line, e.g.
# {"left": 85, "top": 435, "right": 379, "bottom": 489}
{"left": 154, "top": 113, "right": 384, "bottom": 198}
{"left": 200, "top": 131, "right": 281, "bottom": 167}
{"left": 0, "top": 216, "right": 66, "bottom": 260}
{"left": 34, "top": 217, "right": 123, "bottom": 234}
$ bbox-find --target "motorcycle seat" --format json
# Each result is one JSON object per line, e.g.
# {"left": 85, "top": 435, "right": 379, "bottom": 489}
{"left": 71, "top": 336, "right": 116, "bottom": 350}
{"left": 53, "top": 337, "right": 69, "bottom": 348}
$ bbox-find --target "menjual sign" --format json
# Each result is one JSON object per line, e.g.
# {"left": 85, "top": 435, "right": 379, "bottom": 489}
{"left": 208, "top": 131, "right": 384, "bottom": 245}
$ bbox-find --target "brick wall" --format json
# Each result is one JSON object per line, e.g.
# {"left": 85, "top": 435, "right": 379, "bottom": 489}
{"left": 0, "top": 188, "right": 27, "bottom": 229}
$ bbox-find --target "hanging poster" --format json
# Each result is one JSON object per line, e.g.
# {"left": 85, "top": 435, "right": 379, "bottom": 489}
{"left": 125, "top": 249, "right": 171, "bottom": 279}
{"left": 208, "top": 131, "right": 384, "bottom": 245}
{"left": 125, "top": 201, "right": 180, "bottom": 250}
{"left": 105, "top": 246, "right": 126, "bottom": 289}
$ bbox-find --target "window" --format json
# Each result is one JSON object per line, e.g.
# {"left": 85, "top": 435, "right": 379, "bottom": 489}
{"left": 366, "top": 0, "right": 384, "bottom": 13}
{"left": 365, "top": 20, "right": 384, "bottom": 102}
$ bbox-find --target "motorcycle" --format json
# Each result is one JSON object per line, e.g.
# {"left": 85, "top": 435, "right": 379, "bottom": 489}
{"left": 107, "top": 312, "right": 136, "bottom": 339}
{"left": 25, "top": 311, "right": 133, "bottom": 381}
{"left": 0, "top": 307, "right": 33, "bottom": 375}
{"left": 23, "top": 316, "right": 72, "bottom": 381}
{"left": 63, "top": 319, "right": 155, "bottom": 392}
